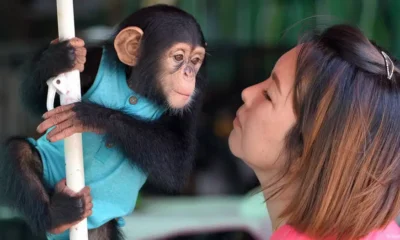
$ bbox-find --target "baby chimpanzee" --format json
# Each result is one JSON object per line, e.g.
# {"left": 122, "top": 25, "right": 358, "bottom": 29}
{"left": 1, "top": 4, "right": 207, "bottom": 240}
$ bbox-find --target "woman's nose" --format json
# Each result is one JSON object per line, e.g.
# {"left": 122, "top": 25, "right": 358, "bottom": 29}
{"left": 241, "top": 84, "right": 256, "bottom": 106}
{"left": 241, "top": 88, "right": 248, "bottom": 104}
{"left": 241, "top": 81, "right": 267, "bottom": 106}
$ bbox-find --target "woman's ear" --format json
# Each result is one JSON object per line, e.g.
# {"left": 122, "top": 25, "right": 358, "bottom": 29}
{"left": 114, "top": 26, "right": 144, "bottom": 66}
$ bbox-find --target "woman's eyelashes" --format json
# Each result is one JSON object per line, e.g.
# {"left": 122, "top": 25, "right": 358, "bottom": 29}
{"left": 263, "top": 90, "right": 272, "bottom": 101}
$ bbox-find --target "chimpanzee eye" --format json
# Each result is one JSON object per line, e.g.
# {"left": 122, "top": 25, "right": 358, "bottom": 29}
{"left": 191, "top": 58, "right": 201, "bottom": 65}
{"left": 174, "top": 54, "right": 184, "bottom": 62}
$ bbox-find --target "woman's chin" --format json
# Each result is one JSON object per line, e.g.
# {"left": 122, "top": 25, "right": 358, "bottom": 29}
{"left": 228, "top": 131, "right": 242, "bottom": 159}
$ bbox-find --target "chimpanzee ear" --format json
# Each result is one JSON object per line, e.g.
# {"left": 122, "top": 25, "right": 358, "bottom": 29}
{"left": 114, "top": 26, "right": 144, "bottom": 66}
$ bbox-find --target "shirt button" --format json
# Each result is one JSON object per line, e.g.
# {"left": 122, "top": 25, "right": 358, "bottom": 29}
{"left": 129, "top": 96, "right": 138, "bottom": 105}
{"left": 106, "top": 142, "right": 114, "bottom": 148}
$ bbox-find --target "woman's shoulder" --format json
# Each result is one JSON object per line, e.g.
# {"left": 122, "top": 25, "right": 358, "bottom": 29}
{"left": 363, "top": 221, "right": 400, "bottom": 240}
{"left": 270, "top": 221, "right": 400, "bottom": 240}
{"left": 270, "top": 225, "right": 312, "bottom": 240}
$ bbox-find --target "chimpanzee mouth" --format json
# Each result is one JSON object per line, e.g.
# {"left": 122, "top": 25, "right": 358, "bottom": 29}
{"left": 174, "top": 90, "right": 191, "bottom": 97}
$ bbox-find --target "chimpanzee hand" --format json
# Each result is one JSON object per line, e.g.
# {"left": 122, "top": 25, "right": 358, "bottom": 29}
{"left": 41, "top": 37, "right": 87, "bottom": 77}
{"left": 36, "top": 102, "right": 109, "bottom": 142}
{"left": 47, "top": 179, "right": 92, "bottom": 234}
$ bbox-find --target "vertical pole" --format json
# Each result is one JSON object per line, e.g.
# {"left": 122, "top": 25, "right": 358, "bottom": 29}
{"left": 55, "top": 1, "right": 88, "bottom": 239}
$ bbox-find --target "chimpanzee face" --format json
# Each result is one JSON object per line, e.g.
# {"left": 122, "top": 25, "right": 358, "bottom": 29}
{"left": 159, "top": 42, "right": 205, "bottom": 109}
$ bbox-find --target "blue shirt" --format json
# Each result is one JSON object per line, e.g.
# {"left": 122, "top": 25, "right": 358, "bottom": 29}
{"left": 28, "top": 47, "right": 166, "bottom": 239}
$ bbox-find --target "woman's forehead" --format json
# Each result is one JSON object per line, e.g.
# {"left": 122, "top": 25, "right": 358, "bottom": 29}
{"left": 272, "top": 46, "right": 300, "bottom": 90}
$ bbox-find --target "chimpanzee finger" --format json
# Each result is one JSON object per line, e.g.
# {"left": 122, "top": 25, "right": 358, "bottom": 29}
{"left": 47, "top": 119, "right": 75, "bottom": 139}
{"left": 83, "top": 209, "right": 93, "bottom": 219}
{"left": 84, "top": 196, "right": 93, "bottom": 211}
{"left": 75, "top": 56, "right": 86, "bottom": 65}
{"left": 75, "top": 63, "right": 85, "bottom": 72}
{"left": 78, "top": 186, "right": 92, "bottom": 212}
{"left": 42, "top": 104, "right": 75, "bottom": 119}
{"left": 50, "top": 38, "right": 59, "bottom": 44}
{"left": 86, "top": 202, "right": 93, "bottom": 212}
{"left": 78, "top": 186, "right": 91, "bottom": 197}
{"left": 37, "top": 110, "right": 76, "bottom": 133}
{"left": 69, "top": 38, "right": 85, "bottom": 48}
{"left": 54, "top": 178, "right": 67, "bottom": 193}
{"left": 75, "top": 55, "right": 86, "bottom": 70}
{"left": 55, "top": 179, "right": 79, "bottom": 197}
{"left": 48, "top": 125, "right": 85, "bottom": 142}
{"left": 74, "top": 47, "right": 87, "bottom": 57}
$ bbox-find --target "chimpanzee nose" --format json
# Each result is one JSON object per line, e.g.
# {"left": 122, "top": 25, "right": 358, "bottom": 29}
{"left": 184, "top": 65, "right": 194, "bottom": 79}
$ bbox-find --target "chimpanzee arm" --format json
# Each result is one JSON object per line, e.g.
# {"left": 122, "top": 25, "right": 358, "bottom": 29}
{"left": 0, "top": 137, "right": 50, "bottom": 233}
{"left": 39, "top": 99, "right": 201, "bottom": 192}
{"left": 82, "top": 103, "right": 199, "bottom": 191}
{"left": 110, "top": 110, "right": 198, "bottom": 191}
{"left": 20, "top": 40, "right": 99, "bottom": 116}
{"left": 0, "top": 138, "right": 92, "bottom": 235}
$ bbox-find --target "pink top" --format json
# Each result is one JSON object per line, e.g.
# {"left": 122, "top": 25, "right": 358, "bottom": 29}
{"left": 270, "top": 221, "right": 400, "bottom": 240}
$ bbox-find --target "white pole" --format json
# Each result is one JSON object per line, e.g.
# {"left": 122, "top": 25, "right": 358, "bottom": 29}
{"left": 54, "top": 1, "right": 88, "bottom": 239}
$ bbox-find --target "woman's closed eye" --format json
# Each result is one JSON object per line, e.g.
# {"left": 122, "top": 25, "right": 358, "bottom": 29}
{"left": 263, "top": 90, "right": 272, "bottom": 101}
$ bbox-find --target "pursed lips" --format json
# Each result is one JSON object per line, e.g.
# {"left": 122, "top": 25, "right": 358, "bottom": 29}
{"left": 234, "top": 110, "right": 242, "bottom": 128}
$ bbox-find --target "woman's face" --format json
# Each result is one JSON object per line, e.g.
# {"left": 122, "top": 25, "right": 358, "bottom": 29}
{"left": 228, "top": 47, "right": 298, "bottom": 171}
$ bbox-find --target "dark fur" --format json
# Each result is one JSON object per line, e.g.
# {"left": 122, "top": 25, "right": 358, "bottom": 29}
{"left": 0, "top": 4, "right": 206, "bottom": 239}
{"left": 0, "top": 137, "right": 88, "bottom": 235}
{"left": 112, "top": 4, "right": 206, "bottom": 106}
{"left": 88, "top": 219, "right": 124, "bottom": 240}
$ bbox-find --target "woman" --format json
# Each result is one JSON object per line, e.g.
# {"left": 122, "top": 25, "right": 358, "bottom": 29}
{"left": 229, "top": 24, "right": 400, "bottom": 239}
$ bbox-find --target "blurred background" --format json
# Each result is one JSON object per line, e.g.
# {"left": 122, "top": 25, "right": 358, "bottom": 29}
{"left": 0, "top": 0, "right": 399, "bottom": 239}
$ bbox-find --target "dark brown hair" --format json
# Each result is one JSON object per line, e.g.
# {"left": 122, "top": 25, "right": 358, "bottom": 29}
{"left": 275, "top": 24, "right": 400, "bottom": 239}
